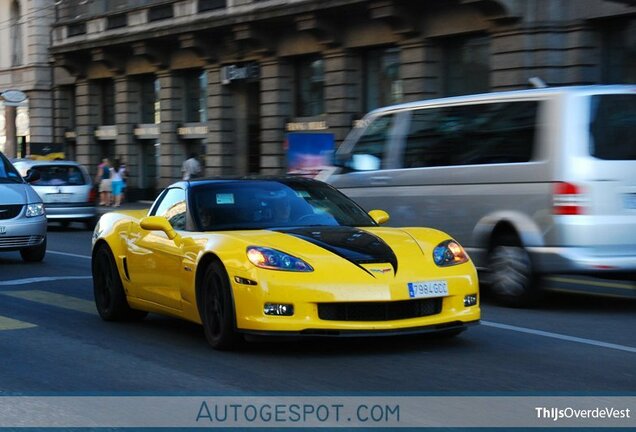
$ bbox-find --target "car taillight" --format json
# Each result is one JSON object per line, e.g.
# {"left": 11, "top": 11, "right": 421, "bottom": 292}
{"left": 88, "top": 187, "right": 97, "bottom": 204}
{"left": 553, "top": 182, "right": 586, "bottom": 215}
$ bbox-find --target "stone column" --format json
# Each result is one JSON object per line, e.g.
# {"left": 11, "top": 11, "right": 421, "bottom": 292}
{"left": 324, "top": 48, "right": 359, "bottom": 146}
{"left": 114, "top": 76, "right": 139, "bottom": 193}
{"left": 4, "top": 106, "right": 17, "bottom": 158}
{"left": 26, "top": 88, "right": 53, "bottom": 152}
{"left": 259, "top": 58, "right": 292, "bottom": 175}
{"left": 157, "top": 70, "right": 183, "bottom": 188}
{"left": 399, "top": 38, "right": 440, "bottom": 102}
{"left": 75, "top": 79, "right": 100, "bottom": 177}
{"left": 205, "top": 64, "right": 234, "bottom": 176}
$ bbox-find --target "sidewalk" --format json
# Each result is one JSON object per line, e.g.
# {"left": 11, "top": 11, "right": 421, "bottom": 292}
{"left": 96, "top": 200, "right": 153, "bottom": 216}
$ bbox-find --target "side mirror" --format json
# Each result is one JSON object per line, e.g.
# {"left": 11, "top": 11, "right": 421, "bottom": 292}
{"left": 368, "top": 209, "right": 390, "bottom": 225}
{"left": 140, "top": 216, "right": 178, "bottom": 240}
{"left": 24, "top": 169, "right": 40, "bottom": 183}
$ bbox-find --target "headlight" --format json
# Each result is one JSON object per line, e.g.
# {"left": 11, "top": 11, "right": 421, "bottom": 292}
{"left": 26, "top": 203, "right": 45, "bottom": 217}
{"left": 247, "top": 246, "right": 313, "bottom": 272}
{"left": 433, "top": 239, "right": 468, "bottom": 267}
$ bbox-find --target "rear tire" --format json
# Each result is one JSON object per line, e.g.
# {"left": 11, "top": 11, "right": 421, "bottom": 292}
{"left": 200, "top": 261, "right": 241, "bottom": 350}
{"left": 487, "top": 236, "right": 540, "bottom": 307}
{"left": 92, "top": 243, "right": 147, "bottom": 321}
{"left": 20, "top": 237, "right": 46, "bottom": 262}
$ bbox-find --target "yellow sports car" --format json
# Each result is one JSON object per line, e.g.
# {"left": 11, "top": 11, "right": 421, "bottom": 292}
{"left": 91, "top": 177, "right": 479, "bottom": 349}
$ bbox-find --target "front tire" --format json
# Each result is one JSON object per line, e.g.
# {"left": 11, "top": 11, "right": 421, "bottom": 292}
{"left": 200, "top": 261, "right": 241, "bottom": 350}
{"left": 20, "top": 237, "right": 46, "bottom": 262}
{"left": 92, "top": 243, "right": 147, "bottom": 321}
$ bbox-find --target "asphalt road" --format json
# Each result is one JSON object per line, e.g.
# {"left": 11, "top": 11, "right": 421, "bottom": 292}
{"left": 0, "top": 223, "right": 634, "bottom": 394}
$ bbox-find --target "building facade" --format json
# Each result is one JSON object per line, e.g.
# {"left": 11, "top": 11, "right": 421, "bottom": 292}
{"left": 0, "top": 0, "right": 55, "bottom": 158}
{"left": 49, "top": 0, "right": 636, "bottom": 200}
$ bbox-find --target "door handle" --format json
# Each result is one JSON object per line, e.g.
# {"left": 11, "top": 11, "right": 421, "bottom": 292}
{"left": 370, "top": 176, "right": 391, "bottom": 185}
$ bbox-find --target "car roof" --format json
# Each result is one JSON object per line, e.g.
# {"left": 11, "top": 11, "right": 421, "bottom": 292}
{"left": 12, "top": 159, "right": 84, "bottom": 167}
{"left": 170, "top": 176, "right": 324, "bottom": 189}
{"left": 367, "top": 84, "right": 636, "bottom": 116}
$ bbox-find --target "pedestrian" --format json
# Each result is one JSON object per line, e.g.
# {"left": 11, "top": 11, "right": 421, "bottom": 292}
{"left": 110, "top": 159, "right": 127, "bottom": 208}
{"left": 95, "top": 158, "right": 111, "bottom": 206}
{"left": 118, "top": 156, "right": 128, "bottom": 203}
{"left": 181, "top": 152, "right": 202, "bottom": 180}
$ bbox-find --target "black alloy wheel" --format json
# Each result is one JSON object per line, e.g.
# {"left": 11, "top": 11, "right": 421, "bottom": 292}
{"left": 201, "top": 261, "right": 241, "bottom": 350}
{"left": 92, "top": 243, "right": 147, "bottom": 321}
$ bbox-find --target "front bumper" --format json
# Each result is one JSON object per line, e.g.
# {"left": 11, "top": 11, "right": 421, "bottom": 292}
{"left": 0, "top": 215, "right": 47, "bottom": 251}
{"left": 241, "top": 320, "right": 479, "bottom": 338}
{"left": 230, "top": 270, "right": 481, "bottom": 334}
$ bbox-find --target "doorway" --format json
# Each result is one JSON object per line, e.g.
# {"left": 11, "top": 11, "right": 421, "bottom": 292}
{"left": 138, "top": 139, "right": 159, "bottom": 201}
{"left": 231, "top": 81, "right": 261, "bottom": 175}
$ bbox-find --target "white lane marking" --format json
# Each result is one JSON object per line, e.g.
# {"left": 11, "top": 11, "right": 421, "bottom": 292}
{"left": 0, "top": 276, "right": 92, "bottom": 286}
{"left": 482, "top": 320, "right": 636, "bottom": 354}
{"left": 1, "top": 290, "right": 95, "bottom": 315}
{"left": 0, "top": 315, "right": 37, "bottom": 331}
{"left": 47, "top": 250, "right": 91, "bottom": 260}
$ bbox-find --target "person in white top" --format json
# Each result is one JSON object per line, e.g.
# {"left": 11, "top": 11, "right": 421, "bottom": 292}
{"left": 182, "top": 153, "right": 202, "bottom": 180}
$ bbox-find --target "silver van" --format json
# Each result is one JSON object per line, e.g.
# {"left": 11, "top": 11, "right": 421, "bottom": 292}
{"left": 324, "top": 85, "right": 636, "bottom": 306}
{"left": 0, "top": 151, "right": 47, "bottom": 261}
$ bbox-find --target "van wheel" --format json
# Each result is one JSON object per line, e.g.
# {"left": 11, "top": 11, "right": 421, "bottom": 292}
{"left": 20, "top": 237, "right": 46, "bottom": 262}
{"left": 487, "top": 239, "right": 540, "bottom": 307}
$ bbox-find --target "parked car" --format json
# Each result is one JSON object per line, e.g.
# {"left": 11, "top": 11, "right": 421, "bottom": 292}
{"left": 324, "top": 85, "right": 636, "bottom": 307}
{"left": 12, "top": 159, "right": 97, "bottom": 230}
{"left": 91, "top": 177, "right": 479, "bottom": 350}
{"left": 0, "top": 151, "right": 47, "bottom": 262}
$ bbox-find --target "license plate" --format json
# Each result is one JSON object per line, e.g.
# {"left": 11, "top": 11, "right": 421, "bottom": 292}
{"left": 407, "top": 280, "right": 449, "bottom": 298}
{"left": 625, "top": 194, "right": 636, "bottom": 210}
{"left": 45, "top": 193, "right": 71, "bottom": 203}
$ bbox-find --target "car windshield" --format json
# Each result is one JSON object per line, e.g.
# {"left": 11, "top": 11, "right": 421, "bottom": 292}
{"left": 0, "top": 153, "right": 24, "bottom": 183}
{"left": 190, "top": 180, "right": 376, "bottom": 231}
{"left": 29, "top": 165, "right": 87, "bottom": 186}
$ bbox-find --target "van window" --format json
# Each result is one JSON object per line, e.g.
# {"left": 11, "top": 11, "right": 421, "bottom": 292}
{"left": 402, "top": 101, "right": 538, "bottom": 168}
{"left": 589, "top": 94, "right": 636, "bottom": 160}
{"left": 347, "top": 113, "right": 398, "bottom": 171}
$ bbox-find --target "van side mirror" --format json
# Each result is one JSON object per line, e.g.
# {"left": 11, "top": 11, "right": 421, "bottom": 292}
{"left": 24, "top": 169, "right": 40, "bottom": 183}
{"left": 140, "top": 216, "right": 178, "bottom": 240}
{"left": 369, "top": 209, "right": 390, "bottom": 225}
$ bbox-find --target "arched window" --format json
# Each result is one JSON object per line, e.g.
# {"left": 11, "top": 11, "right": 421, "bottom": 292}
{"left": 10, "top": 0, "right": 23, "bottom": 66}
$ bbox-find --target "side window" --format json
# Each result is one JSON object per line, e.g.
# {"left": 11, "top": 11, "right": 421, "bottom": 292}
{"left": 403, "top": 101, "right": 537, "bottom": 168}
{"left": 347, "top": 113, "right": 397, "bottom": 171}
{"left": 151, "top": 188, "right": 187, "bottom": 230}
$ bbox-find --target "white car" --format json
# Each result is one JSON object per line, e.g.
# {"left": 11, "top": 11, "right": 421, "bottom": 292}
{"left": 0, "top": 151, "right": 47, "bottom": 262}
{"left": 12, "top": 159, "right": 97, "bottom": 230}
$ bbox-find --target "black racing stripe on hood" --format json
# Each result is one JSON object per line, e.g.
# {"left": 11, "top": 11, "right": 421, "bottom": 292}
{"left": 274, "top": 227, "right": 398, "bottom": 276}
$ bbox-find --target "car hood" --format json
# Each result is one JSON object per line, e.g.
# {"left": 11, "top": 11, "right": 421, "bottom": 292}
{"left": 226, "top": 226, "right": 427, "bottom": 277}
{"left": 0, "top": 183, "right": 39, "bottom": 205}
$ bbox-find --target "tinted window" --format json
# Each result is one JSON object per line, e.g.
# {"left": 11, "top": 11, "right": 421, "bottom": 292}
{"left": 346, "top": 113, "right": 398, "bottom": 171}
{"left": 191, "top": 181, "right": 375, "bottom": 231}
{"left": 31, "top": 165, "right": 87, "bottom": 186}
{"left": 402, "top": 101, "right": 537, "bottom": 168}
{"left": 152, "top": 188, "right": 187, "bottom": 230}
{"left": 0, "top": 153, "right": 23, "bottom": 183}
{"left": 589, "top": 94, "right": 636, "bottom": 160}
